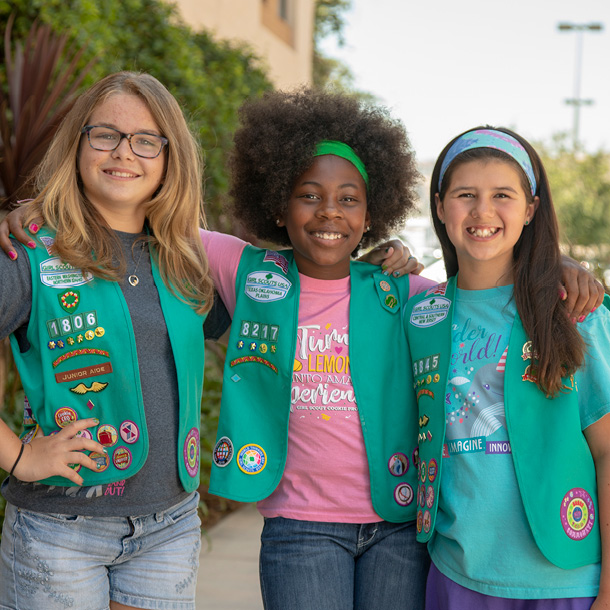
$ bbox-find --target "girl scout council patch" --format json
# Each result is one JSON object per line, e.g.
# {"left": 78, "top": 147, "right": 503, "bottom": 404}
{"left": 410, "top": 297, "right": 451, "bottom": 327}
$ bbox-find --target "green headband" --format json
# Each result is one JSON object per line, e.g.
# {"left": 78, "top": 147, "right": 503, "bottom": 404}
{"left": 314, "top": 140, "right": 369, "bottom": 187}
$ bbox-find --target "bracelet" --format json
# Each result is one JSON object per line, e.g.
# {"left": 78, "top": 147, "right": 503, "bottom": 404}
{"left": 9, "top": 443, "right": 25, "bottom": 477}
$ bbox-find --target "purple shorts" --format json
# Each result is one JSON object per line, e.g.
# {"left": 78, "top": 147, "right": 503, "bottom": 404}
{"left": 426, "top": 562, "right": 595, "bottom": 610}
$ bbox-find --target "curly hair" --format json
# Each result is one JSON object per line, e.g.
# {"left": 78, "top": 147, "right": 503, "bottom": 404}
{"left": 228, "top": 88, "right": 420, "bottom": 250}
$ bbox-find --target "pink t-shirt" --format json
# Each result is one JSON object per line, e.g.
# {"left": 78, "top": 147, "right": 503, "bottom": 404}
{"left": 201, "top": 229, "right": 435, "bottom": 522}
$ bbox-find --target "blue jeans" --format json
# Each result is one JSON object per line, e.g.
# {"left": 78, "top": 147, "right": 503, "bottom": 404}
{"left": 0, "top": 492, "right": 201, "bottom": 610}
{"left": 259, "top": 517, "right": 430, "bottom": 610}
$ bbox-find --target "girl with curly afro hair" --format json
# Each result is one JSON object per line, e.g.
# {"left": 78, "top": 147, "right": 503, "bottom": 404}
{"left": 204, "top": 87, "right": 435, "bottom": 610}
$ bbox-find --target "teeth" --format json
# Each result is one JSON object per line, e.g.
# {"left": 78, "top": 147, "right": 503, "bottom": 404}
{"left": 312, "top": 232, "right": 343, "bottom": 240}
{"left": 467, "top": 227, "right": 499, "bottom": 238}
{"left": 107, "top": 171, "right": 137, "bottom": 178}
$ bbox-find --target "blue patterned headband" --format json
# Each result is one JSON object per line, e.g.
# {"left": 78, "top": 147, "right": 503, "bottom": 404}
{"left": 438, "top": 129, "right": 537, "bottom": 196}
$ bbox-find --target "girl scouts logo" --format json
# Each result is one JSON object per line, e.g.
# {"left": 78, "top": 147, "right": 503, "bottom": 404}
{"left": 560, "top": 488, "right": 595, "bottom": 540}
{"left": 245, "top": 272, "right": 291, "bottom": 303}
{"left": 410, "top": 297, "right": 450, "bottom": 327}
{"left": 40, "top": 257, "right": 93, "bottom": 288}
{"left": 58, "top": 290, "right": 80, "bottom": 312}
{"left": 237, "top": 444, "right": 267, "bottom": 474}
{"left": 183, "top": 428, "right": 200, "bottom": 477}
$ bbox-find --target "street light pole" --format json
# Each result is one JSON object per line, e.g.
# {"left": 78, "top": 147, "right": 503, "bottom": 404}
{"left": 557, "top": 22, "right": 603, "bottom": 150}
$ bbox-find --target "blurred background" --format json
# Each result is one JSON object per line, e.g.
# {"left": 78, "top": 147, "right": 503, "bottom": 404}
{"left": 1, "top": 0, "right": 609, "bottom": 529}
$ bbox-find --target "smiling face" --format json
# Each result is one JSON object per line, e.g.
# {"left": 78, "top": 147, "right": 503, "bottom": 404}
{"left": 436, "top": 158, "right": 538, "bottom": 289}
{"left": 278, "top": 155, "right": 370, "bottom": 279}
{"left": 78, "top": 93, "right": 166, "bottom": 232}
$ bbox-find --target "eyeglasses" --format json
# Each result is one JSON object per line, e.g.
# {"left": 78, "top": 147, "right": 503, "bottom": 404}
{"left": 81, "top": 125, "right": 168, "bottom": 159}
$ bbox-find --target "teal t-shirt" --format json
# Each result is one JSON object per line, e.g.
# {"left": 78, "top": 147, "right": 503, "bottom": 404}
{"left": 428, "top": 285, "right": 610, "bottom": 599}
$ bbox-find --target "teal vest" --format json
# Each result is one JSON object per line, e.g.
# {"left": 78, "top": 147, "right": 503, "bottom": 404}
{"left": 208, "top": 246, "right": 419, "bottom": 522}
{"left": 10, "top": 230, "right": 206, "bottom": 491}
{"left": 405, "top": 275, "right": 603, "bottom": 569}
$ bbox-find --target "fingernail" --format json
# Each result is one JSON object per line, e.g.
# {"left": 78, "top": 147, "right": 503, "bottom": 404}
{"left": 382, "top": 270, "right": 390, "bottom": 276}
{"left": 578, "top": 315, "right": 586, "bottom": 323}
{"left": 8, "top": 250, "right": 16, "bottom": 260}
{"left": 103, "top": 448, "right": 108, "bottom": 453}
{"left": 29, "top": 224, "right": 39, "bottom": 233}
{"left": 591, "top": 307, "right": 597, "bottom": 312}
{"left": 571, "top": 317, "right": 577, "bottom": 325}
{"left": 559, "top": 288, "right": 566, "bottom": 300}
{"left": 97, "top": 463, "right": 102, "bottom": 469}
{"left": 393, "top": 271, "right": 400, "bottom": 277}
{"left": 27, "top": 241, "right": 36, "bottom": 249}
{"left": 92, "top": 418, "right": 99, "bottom": 425}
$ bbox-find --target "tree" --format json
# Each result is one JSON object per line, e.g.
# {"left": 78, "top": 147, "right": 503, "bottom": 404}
{"left": 537, "top": 133, "right": 610, "bottom": 285}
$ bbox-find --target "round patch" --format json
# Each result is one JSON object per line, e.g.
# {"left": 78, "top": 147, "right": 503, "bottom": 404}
{"left": 423, "top": 510, "right": 432, "bottom": 533}
{"left": 560, "top": 488, "right": 595, "bottom": 540}
{"left": 426, "top": 485, "right": 435, "bottom": 509}
{"left": 113, "top": 447, "right": 132, "bottom": 470}
{"left": 90, "top": 451, "right": 109, "bottom": 472}
{"left": 75, "top": 429, "right": 93, "bottom": 441}
{"left": 55, "top": 407, "right": 77, "bottom": 428}
{"left": 237, "top": 444, "right": 267, "bottom": 475}
{"left": 213, "top": 436, "right": 234, "bottom": 468}
{"left": 428, "top": 459, "right": 438, "bottom": 483}
{"left": 388, "top": 452, "right": 409, "bottom": 477}
{"left": 394, "top": 483, "right": 413, "bottom": 507}
{"left": 418, "top": 484, "right": 426, "bottom": 508}
{"left": 68, "top": 462, "right": 82, "bottom": 473}
{"left": 97, "top": 424, "right": 118, "bottom": 447}
{"left": 420, "top": 460, "right": 427, "bottom": 483}
{"left": 183, "top": 428, "right": 200, "bottom": 477}
{"left": 119, "top": 420, "right": 140, "bottom": 444}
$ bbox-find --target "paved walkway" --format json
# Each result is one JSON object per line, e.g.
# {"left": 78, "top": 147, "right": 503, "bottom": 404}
{"left": 195, "top": 503, "right": 264, "bottom": 609}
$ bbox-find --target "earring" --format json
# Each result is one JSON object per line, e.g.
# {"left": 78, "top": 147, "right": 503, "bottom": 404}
{"left": 275, "top": 219, "right": 281, "bottom": 226}
{"left": 365, "top": 225, "right": 371, "bottom": 232}
{"left": 525, "top": 220, "right": 530, "bottom": 226}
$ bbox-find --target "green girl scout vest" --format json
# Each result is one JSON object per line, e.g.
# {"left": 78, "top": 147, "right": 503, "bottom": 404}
{"left": 10, "top": 230, "right": 206, "bottom": 491}
{"left": 208, "top": 245, "right": 419, "bottom": 523}
{"left": 405, "top": 275, "right": 604, "bottom": 569}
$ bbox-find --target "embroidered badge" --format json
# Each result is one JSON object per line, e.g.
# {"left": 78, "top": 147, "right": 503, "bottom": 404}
{"left": 184, "top": 428, "right": 200, "bottom": 477}
{"left": 428, "top": 459, "right": 438, "bottom": 482}
{"left": 54, "top": 407, "right": 77, "bottom": 428}
{"left": 237, "top": 444, "right": 267, "bottom": 475}
{"left": 425, "top": 281, "right": 447, "bottom": 297}
{"left": 418, "top": 484, "right": 426, "bottom": 507}
{"left": 113, "top": 447, "right": 132, "bottom": 470}
{"left": 423, "top": 510, "right": 432, "bottom": 533}
{"left": 39, "top": 235, "right": 55, "bottom": 255}
{"left": 90, "top": 451, "right": 110, "bottom": 472}
{"left": 230, "top": 356, "right": 278, "bottom": 374}
{"left": 394, "top": 483, "right": 414, "bottom": 507}
{"left": 23, "top": 396, "right": 36, "bottom": 427}
{"left": 58, "top": 290, "right": 80, "bottom": 313}
{"left": 119, "top": 421, "right": 140, "bottom": 444}
{"left": 239, "top": 321, "right": 280, "bottom": 342}
{"left": 245, "top": 271, "right": 292, "bottom": 303}
{"left": 410, "top": 297, "right": 451, "bottom": 328}
{"left": 39, "top": 257, "right": 93, "bottom": 288}
{"left": 263, "top": 250, "right": 289, "bottom": 273}
{"left": 47, "top": 311, "right": 98, "bottom": 339}
{"left": 21, "top": 425, "right": 40, "bottom": 444}
{"left": 426, "top": 485, "right": 435, "bottom": 509}
{"left": 560, "top": 488, "right": 595, "bottom": 541}
{"left": 97, "top": 424, "right": 118, "bottom": 447}
{"left": 420, "top": 460, "right": 427, "bottom": 483}
{"left": 388, "top": 452, "right": 409, "bottom": 477}
{"left": 75, "top": 429, "right": 93, "bottom": 440}
{"left": 55, "top": 362, "right": 113, "bottom": 384}
{"left": 417, "top": 510, "right": 423, "bottom": 533}
{"left": 417, "top": 388, "right": 435, "bottom": 403}
{"left": 70, "top": 381, "right": 108, "bottom": 395}
{"left": 213, "top": 436, "right": 234, "bottom": 467}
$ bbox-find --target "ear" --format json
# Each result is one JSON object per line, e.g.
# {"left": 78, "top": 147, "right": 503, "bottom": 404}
{"left": 364, "top": 210, "right": 371, "bottom": 231}
{"left": 526, "top": 196, "right": 539, "bottom": 224}
{"left": 435, "top": 193, "right": 445, "bottom": 224}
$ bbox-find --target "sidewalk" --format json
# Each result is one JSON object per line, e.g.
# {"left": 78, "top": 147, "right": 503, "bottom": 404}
{"left": 195, "top": 503, "right": 264, "bottom": 609}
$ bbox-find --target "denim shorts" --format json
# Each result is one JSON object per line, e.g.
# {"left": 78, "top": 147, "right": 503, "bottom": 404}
{"left": 0, "top": 492, "right": 201, "bottom": 610}
{"left": 259, "top": 516, "right": 430, "bottom": 610}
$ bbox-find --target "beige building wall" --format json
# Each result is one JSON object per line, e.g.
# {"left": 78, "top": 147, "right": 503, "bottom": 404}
{"left": 175, "top": 0, "right": 315, "bottom": 89}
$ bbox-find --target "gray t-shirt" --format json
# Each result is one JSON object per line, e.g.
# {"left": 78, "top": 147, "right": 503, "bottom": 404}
{"left": 1, "top": 231, "right": 230, "bottom": 516}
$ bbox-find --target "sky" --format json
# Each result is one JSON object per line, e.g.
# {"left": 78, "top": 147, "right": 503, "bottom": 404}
{"left": 318, "top": 0, "right": 610, "bottom": 164}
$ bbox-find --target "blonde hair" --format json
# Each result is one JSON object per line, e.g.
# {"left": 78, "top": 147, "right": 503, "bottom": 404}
{"left": 24, "top": 71, "right": 213, "bottom": 314}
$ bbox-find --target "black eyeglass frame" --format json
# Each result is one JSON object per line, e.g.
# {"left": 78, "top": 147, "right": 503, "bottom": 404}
{"left": 81, "top": 125, "right": 169, "bottom": 159}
